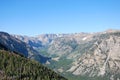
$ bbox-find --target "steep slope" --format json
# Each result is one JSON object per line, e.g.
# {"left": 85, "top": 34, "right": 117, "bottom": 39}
{"left": 13, "top": 35, "right": 43, "bottom": 50}
{"left": 0, "top": 32, "right": 50, "bottom": 63}
{"left": 0, "top": 47, "right": 67, "bottom": 80}
{"left": 0, "top": 32, "right": 28, "bottom": 57}
{"left": 67, "top": 32, "right": 120, "bottom": 80}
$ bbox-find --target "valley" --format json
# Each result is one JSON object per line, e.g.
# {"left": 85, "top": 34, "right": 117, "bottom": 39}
{"left": 14, "top": 29, "right": 120, "bottom": 80}
{"left": 0, "top": 29, "right": 120, "bottom": 80}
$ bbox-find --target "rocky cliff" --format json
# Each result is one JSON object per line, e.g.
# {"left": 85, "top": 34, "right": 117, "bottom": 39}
{"left": 67, "top": 32, "right": 120, "bottom": 80}
{"left": 13, "top": 30, "right": 120, "bottom": 80}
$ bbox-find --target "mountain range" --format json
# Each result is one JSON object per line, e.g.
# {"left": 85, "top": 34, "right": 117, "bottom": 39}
{"left": 0, "top": 32, "right": 67, "bottom": 80}
{"left": 0, "top": 29, "right": 120, "bottom": 80}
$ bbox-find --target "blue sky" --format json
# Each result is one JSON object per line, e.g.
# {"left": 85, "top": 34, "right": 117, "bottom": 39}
{"left": 0, "top": 0, "right": 120, "bottom": 36}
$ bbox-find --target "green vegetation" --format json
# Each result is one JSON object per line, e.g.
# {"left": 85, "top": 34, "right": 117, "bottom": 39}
{"left": 48, "top": 58, "right": 72, "bottom": 71}
{"left": 0, "top": 50, "right": 67, "bottom": 80}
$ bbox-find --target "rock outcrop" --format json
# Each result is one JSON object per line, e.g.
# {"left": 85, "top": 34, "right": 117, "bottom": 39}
{"left": 68, "top": 32, "right": 120, "bottom": 80}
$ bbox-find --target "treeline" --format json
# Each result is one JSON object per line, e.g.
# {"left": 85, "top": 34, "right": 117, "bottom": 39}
{"left": 0, "top": 50, "right": 67, "bottom": 80}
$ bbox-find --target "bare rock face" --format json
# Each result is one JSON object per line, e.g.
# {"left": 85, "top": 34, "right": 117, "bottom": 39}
{"left": 13, "top": 30, "right": 120, "bottom": 80}
{"left": 68, "top": 32, "right": 120, "bottom": 79}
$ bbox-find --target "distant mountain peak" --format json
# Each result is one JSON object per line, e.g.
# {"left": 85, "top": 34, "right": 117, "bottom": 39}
{"left": 105, "top": 29, "right": 120, "bottom": 33}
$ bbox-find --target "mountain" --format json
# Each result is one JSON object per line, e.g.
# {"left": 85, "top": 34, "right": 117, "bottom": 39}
{"left": 67, "top": 32, "right": 120, "bottom": 80}
{"left": 13, "top": 34, "right": 66, "bottom": 50}
{"left": 0, "top": 44, "right": 67, "bottom": 80}
{"left": 14, "top": 29, "right": 120, "bottom": 80}
{"left": 0, "top": 32, "right": 28, "bottom": 57}
{"left": 0, "top": 32, "right": 50, "bottom": 63}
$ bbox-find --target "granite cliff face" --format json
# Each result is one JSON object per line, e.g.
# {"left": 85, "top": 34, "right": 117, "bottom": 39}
{"left": 68, "top": 32, "right": 120, "bottom": 80}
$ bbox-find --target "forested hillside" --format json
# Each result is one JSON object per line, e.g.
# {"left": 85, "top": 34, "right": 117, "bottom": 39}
{"left": 0, "top": 49, "right": 67, "bottom": 80}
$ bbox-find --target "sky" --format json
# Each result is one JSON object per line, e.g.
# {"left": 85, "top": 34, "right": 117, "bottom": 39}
{"left": 0, "top": 0, "right": 120, "bottom": 36}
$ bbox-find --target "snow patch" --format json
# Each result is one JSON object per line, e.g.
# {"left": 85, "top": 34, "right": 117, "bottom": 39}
{"left": 82, "top": 37, "right": 87, "bottom": 41}
{"left": 52, "top": 57, "right": 60, "bottom": 61}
